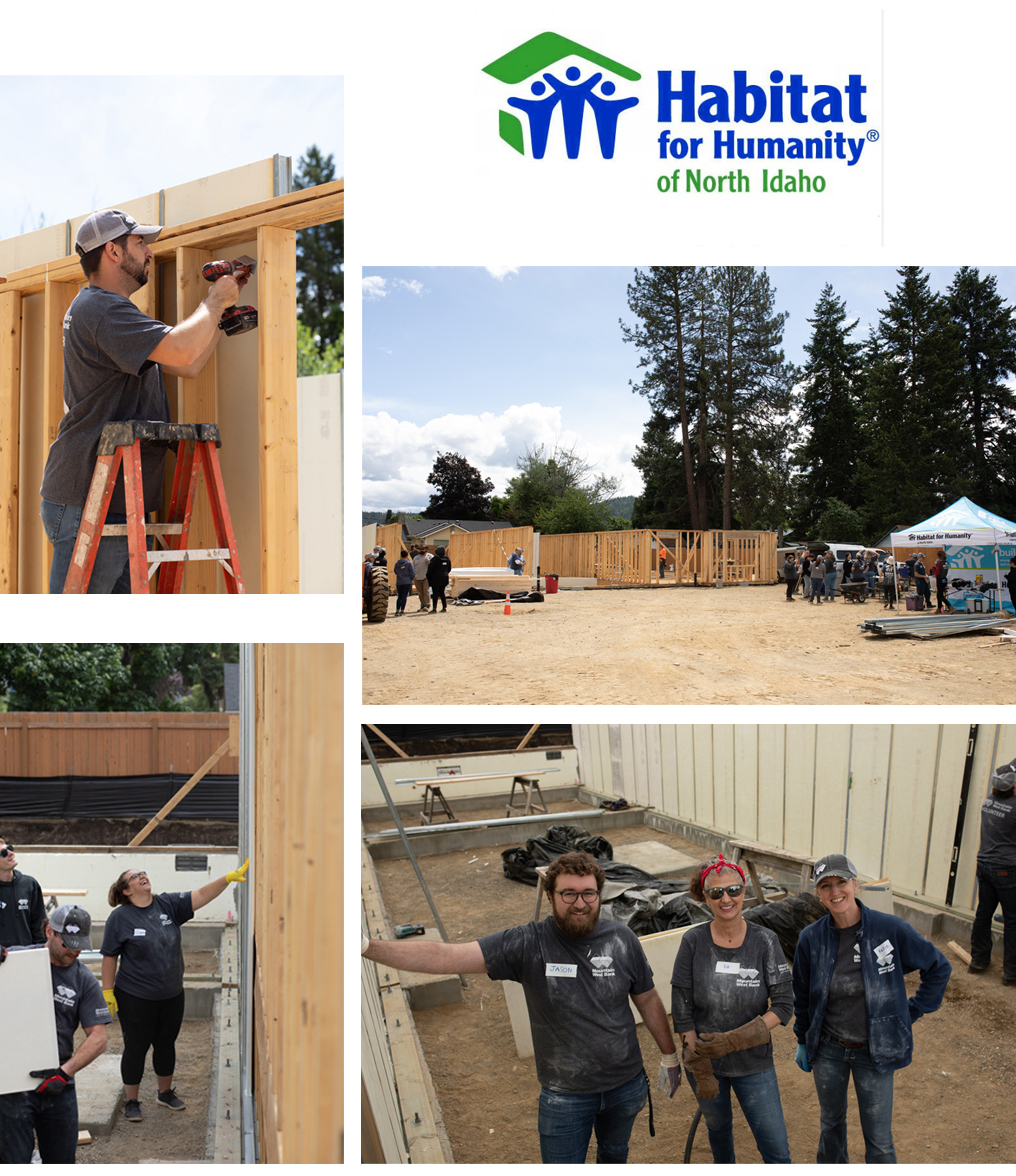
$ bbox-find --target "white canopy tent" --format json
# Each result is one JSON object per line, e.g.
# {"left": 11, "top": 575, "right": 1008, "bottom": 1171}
{"left": 890, "top": 497, "right": 1016, "bottom": 615}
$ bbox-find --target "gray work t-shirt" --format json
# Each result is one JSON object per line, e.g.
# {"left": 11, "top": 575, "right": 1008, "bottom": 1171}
{"left": 100, "top": 892, "right": 194, "bottom": 1000}
{"left": 41, "top": 285, "right": 173, "bottom": 514}
{"left": 671, "top": 921, "right": 793, "bottom": 1077}
{"left": 821, "top": 924, "right": 867, "bottom": 1043}
{"left": 479, "top": 916, "right": 655, "bottom": 1093}
{"left": 977, "top": 792, "right": 1016, "bottom": 867}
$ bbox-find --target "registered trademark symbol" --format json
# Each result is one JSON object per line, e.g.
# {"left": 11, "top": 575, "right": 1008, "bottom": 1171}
{"left": 867, "top": 129, "right": 879, "bottom": 142}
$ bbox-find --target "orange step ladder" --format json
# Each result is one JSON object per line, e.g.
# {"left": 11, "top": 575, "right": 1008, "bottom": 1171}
{"left": 63, "top": 421, "right": 244, "bottom": 594}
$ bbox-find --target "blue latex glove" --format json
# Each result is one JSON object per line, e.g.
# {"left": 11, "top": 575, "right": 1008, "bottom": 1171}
{"left": 795, "top": 1044, "right": 811, "bottom": 1073}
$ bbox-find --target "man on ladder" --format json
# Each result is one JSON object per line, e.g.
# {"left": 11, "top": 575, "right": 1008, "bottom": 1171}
{"left": 39, "top": 209, "right": 246, "bottom": 593}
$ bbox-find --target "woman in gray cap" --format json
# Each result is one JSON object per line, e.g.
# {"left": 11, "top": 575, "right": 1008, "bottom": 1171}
{"left": 791, "top": 853, "right": 951, "bottom": 1163}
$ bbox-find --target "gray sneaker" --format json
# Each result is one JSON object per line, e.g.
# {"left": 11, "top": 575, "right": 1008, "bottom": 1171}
{"left": 157, "top": 1088, "right": 186, "bottom": 1111}
{"left": 124, "top": 1099, "right": 143, "bottom": 1123}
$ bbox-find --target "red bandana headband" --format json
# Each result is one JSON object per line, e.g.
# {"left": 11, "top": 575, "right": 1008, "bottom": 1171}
{"left": 700, "top": 854, "right": 745, "bottom": 888}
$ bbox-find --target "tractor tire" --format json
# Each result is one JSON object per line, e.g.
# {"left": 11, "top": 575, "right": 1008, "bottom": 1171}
{"left": 363, "top": 565, "right": 390, "bottom": 623}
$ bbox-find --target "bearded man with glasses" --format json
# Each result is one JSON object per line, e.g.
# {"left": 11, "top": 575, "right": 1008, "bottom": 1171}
{"left": 362, "top": 849, "right": 681, "bottom": 1162}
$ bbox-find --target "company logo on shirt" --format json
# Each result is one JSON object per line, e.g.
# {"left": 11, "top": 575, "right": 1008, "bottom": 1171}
{"left": 54, "top": 984, "right": 77, "bottom": 1007}
{"left": 874, "top": 939, "right": 895, "bottom": 973}
{"left": 18, "top": 898, "right": 29, "bottom": 910}
{"left": 159, "top": 914, "right": 172, "bottom": 926}
{"left": 590, "top": 953, "right": 616, "bottom": 977}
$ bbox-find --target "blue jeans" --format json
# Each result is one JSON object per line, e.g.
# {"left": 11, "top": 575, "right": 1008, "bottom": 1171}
{"left": 811, "top": 576, "right": 826, "bottom": 603}
{"left": 537, "top": 1070, "right": 648, "bottom": 1163}
{"left": 971, "top": 863, "right": 1016, "bottom": 978}
{"left": 0, "top": 1085, "right": 79, "bottom": 1163}
{"left": 824, "top": 571, "right": 837, "bottom": 599}
{"left": 41, "top": 498, "right": 135, "bottom": 593}
{"left": 690, "top": 1065, "right": 791, "bottom": 1163}
{"left": 812, "top": 1037, "right": 896, "bottom": 1163}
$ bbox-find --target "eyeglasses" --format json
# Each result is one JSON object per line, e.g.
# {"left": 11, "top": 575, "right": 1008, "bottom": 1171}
{"left": 555, "top": 889, "right": 600, "bottom": 904}
{"left": 705, "top": 885, "right": 744, "bottom": 900}
{"left": 126, "top": 871, "right": 149, "bottom": 884}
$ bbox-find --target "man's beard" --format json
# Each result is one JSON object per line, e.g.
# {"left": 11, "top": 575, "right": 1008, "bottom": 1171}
{"left": 552, "top": 904, "right": 600, "bottom": 939}
{"left": 121, "top": 250, "right": 149, "bottom": 288}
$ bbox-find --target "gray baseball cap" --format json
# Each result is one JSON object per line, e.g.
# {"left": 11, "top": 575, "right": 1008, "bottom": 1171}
{"left": 812, "top": 854, "right": 858, "bottom": 884}
{"left": 75, "top": 209, "right": 162, "bottom": 257}
{"left": 48, "top": 903, "right": 94, "bottom": 950}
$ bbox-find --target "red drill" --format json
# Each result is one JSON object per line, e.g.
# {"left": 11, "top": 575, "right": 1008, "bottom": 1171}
{"left": 201, "top": 255, "right": 258, "bottom": 336}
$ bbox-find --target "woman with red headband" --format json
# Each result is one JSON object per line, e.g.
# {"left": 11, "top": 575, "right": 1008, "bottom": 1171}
{"left": 670, "top": 853, "right": 793, "bottom": 1163}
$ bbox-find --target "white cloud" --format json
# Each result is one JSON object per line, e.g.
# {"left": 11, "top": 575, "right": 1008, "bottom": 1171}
{"left": 484, "top": 266, "right": 519, "bottom": 281}
{"left": 397, "top": 278, "right": 425, "bottom": 296}
{"left": 362, "top": 275, "right": 388, "bottom": 302}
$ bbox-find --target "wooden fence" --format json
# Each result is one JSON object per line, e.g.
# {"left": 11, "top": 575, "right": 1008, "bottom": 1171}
{"left": 539, "top": 529, "right": 776, "bottom": 585}
{"left": 447, "top": 526, "right": 534, "bottom": 572}
{"left": 0, "top": 712, "right": 237, "bottom": 777}
{"left": 252, "top": 643, "right": 342, "bottom": 1163}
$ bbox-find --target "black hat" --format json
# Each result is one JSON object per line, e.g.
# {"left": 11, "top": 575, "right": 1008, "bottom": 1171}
{"left": 49, "top": 904, "right": 94, "bottom": 950}
{"left": 812, "top": 854, "right": 858, "bottom": 884}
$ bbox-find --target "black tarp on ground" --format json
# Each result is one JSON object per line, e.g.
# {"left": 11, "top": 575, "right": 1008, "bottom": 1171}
{"left": 0, "top": 775, "right": 239, "bottom": 820}
{"left": 453, "top": 588, "right": 545, "bottom": 605}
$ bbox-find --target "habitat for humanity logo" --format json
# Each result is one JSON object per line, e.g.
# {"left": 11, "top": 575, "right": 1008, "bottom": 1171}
{"left": 482, "top": 32, "right": 640, "bottom": 159}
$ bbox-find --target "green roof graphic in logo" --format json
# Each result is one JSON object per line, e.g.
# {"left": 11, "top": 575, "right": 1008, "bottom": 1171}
{"left": 483, "top": 32, "right": 641, "bottom": 160}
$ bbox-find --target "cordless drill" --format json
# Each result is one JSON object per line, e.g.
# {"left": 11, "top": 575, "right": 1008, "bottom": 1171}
{"left": 201, "top": 255, "right": 258, "bottom": 336}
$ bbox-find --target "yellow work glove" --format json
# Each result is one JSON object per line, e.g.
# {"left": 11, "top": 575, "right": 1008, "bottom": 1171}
{"left": 227, "top": 858, "right": 250, "bottom": 884}
{"left": 103, "top": 989, "right": 118, "bottom": 1018}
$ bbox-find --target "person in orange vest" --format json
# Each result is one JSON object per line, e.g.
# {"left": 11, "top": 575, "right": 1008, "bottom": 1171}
{"left": 659, "top": 544, "right": 668, "bottom": 578}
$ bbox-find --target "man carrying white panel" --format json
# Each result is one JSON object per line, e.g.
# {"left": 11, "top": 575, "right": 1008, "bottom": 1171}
{"left": 0, "top": 905, "right": 112, "bottom": 1163}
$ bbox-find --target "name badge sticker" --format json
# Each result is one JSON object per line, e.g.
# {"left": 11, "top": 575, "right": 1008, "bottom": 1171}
{"left": 546, "top": 962, "right": 578, "bottom": 977}
{"left": 134, "top": 928, "right": 146, "bottom": 936}
{"left": 715, "top": 961, "right": 740, "bottom": 974}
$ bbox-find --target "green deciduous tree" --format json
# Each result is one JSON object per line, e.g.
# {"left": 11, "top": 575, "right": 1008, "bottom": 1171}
{"left": 502, "top": 444, "right": 620, "bottom": 529}
{"left": 296, "top": 321, "right": 343, "bottom": 376}
{"left": 421, "top": 453, "right": 494, "bottom": 519}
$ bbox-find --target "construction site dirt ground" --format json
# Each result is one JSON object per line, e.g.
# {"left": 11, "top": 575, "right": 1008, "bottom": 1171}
{"left": 362, "top": 583, "right": 1016, "bottom": 705}
{"left": 366, "top": 805, "right": 1015, "bottom": 1164}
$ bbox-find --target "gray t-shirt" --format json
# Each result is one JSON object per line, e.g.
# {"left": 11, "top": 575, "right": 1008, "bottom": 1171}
{"left": 100, "top": 892, "right": 194, "bottom": 1000}
{"left": 41, "top": 285, "right": 173, "bottom": 514}
{"left": 479, "top": 916, "right": 655, "bottom": 1093}
{"left": 977, "top": 792, "right": 1016, "bottom": 867}
{"left": 671, "top": 921, "right": 793, "bottom": 1077}
{"left": 821, "top": 924, "right": 867, "bottom": 1043}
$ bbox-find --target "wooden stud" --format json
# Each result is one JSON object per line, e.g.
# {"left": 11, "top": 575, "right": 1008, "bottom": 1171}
{"left": 127, "top": 736, "right": 231, "bottom": 845}
{"left": 516, "top": 724, "right": 540, "bottom": 751}
{"left": 256, "top": 226, "right": 299, "bottom": 593}
{"left": 0, "top": 290, "right": 22, "bottom": 593}
{"left": 365, "top": 724, "right": 410, "bottom": 760}
{"left": 174, "top": 247, "right": 218, "bottom": 594}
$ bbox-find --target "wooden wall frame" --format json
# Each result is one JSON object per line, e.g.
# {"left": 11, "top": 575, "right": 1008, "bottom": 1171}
{"left": 0, "top": 176, "right": 343, "bottom": 593}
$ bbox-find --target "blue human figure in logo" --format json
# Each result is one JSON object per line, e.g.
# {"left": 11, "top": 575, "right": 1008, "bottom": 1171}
{"left": 585, "top": 80, "right": 639, "bottom": 158}
{"left": 506, "top": 80, "right": 561, "bottom": 159}
{"left": 541, "top": 66, "right": 603, "bottom": 158}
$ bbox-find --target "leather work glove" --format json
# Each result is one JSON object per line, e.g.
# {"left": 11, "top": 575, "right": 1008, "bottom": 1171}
{"left": 658, "top": 1052, "right": 682, "bottom": 1097}
{"left": 682, "top": 1042, "right": 719, "bottom": 1101}
{"left": 795, "top": 1043, "right": 812, "bottom": 1073}
{"left": 696, "top": 1015, "right": 771, "bottom": 1058}
{"left": 31, "top": 1067, "right": 71, "bottom": 1095}
{"left": 103, "top": 989, "right": 118, "bottom": 1018}
{"left": 227, "top": 858, "right": 250, "bottom": 884}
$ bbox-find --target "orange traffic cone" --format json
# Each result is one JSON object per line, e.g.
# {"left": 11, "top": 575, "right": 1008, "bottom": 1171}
{"left": 504, "top": 592, "right": 511, "bottom": 616}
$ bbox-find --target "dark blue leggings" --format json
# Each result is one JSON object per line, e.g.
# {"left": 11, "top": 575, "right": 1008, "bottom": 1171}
{"left": 115, "top": 987, "right": 186, "bottom": 1085}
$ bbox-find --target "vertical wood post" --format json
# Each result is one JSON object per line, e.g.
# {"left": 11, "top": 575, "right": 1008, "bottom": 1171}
{"left": 175, "top": 247, "right": 218, "bottom": 593}
{"left": 256, "top": 227, "right": 299, "bottom": 594}
{"left": 0, "top": 291, "right": 22, "bottom": 592}
{"left": 42, "top": 281, "right": 79, "bottom": 592}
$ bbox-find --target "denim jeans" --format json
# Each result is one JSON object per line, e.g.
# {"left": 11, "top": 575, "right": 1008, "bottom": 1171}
{"left": 41, "top": 498, "right": 134, "bottom": 594}
{"left": 537, "top": 1070, "right": 648, "bottom": 1163}
{"left": 812, "top": 1037, "right": 896, "bottom": 1163}
{"left": 0, "top": 1086, "right": 79, "bottom": 1163}
{"left": 970, "top": 863, "right": 1016, "bottom": 978}
{"left": 824, "top": 571, "right": 837, "bottom": 599}
{"left": 811, "top": 576, "right": 826, "bottom": 603}
{"left": 689, "top": 1065, "right": 791, "bottom": 1163}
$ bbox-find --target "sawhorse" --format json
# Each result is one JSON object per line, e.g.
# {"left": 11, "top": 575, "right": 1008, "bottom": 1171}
{"left": 505, "top": 774, "right": 549, "bottom": 818}
{"left": 727, "top": 839, "right": 818, "bottom": 906}
{"left": 62, "top": 421, "right": 243, "bottom": 594}
{"left": 420, "top": 785, "right": 458, "bottom": 825}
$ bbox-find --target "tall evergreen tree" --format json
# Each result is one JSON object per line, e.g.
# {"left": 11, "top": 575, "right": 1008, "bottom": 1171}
{"left": 421, "top": 452, "right": 494, "bottom": 519}
{"left": 791, "top": 284, "right": 863, "bottom": 536}
{"left": 294, "top": 146, "right": 344, "bottom": 355}
{"left": 946, "top": 266, "right": 1016, "bottom": 513}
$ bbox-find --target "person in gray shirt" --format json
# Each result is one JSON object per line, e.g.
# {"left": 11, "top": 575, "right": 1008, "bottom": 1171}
{"left": 362, "top": 850, "right": 681, "bottom": 1163}
{"left": 0, "top": 904, "right": 112, "bottom": 1164}
{"left": 100, "top": 857, "right": 249, "bottom": 1122}
{"left": 969, "top": 755, "right": 1016, "bottom": 983}
{"left": 40, "top": 208, "right": 247, "bottom": 593}
{"left": 671, "top": 854, "right": 792, "bottom": 1163}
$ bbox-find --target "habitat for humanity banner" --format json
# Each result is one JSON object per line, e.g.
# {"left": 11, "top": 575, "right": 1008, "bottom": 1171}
{"left": 353, "top": 3, "right": 890, "bottom": 260}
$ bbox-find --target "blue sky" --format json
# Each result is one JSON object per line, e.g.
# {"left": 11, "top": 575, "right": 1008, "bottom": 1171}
{"left": 0, "top": 76, "right": 342, "bottom": 243}
{"left": 362, "top": 265, "right": 1016, "bottom": 512}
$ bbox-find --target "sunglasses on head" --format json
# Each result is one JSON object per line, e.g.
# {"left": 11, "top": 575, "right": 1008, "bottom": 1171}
{"left": 705, "top": 884, "right": 744, "bottom": 900}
